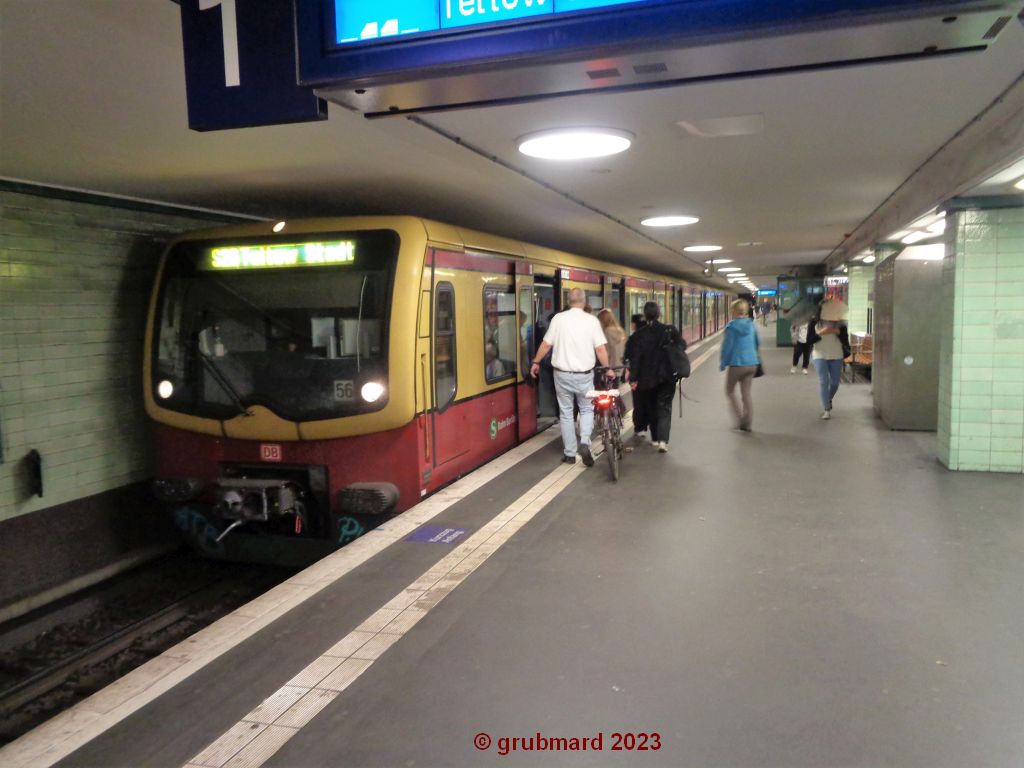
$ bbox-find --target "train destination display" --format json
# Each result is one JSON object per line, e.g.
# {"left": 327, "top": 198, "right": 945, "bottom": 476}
{"left": 205, "top": 241, "right": 356, "bottom": 270}
{"left": 333, "top": 0, "right": 647, "bottom": 45}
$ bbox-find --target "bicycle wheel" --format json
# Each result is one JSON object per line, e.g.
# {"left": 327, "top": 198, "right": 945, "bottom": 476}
{"left": 611, "top": 416, "right": 624, "bottom": 465}
{"left": 603, "top": 419, "right": 619, "bottom": 482}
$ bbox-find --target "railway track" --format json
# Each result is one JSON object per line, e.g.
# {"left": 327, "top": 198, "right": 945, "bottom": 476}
{"left": 0, "top": 553, "right": 293, "bottom": 746}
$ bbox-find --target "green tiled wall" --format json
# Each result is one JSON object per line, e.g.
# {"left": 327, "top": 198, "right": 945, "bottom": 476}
{"left": 937, "top": 206, "right": 1024, "bottom": 474}
{"left": 0, "top": 189, "right": 236, "bottom": 522}
{"left": 847, "top": 264, "right": 875, "bottom": 336}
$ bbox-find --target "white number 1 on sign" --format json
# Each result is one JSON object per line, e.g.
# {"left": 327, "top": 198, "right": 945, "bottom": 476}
{"left": 199, "top": 0, "right": 240, "bottom": 87}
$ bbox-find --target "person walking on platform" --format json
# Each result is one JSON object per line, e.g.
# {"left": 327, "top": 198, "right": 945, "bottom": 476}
{"left": 624, "top": 313, "right": 649, "bottom": 442}
{"left": 597, "top": 309, "right": 627, "bottom": 370}
{"left": 809, "top": 299, "right": 851, "bottom": 420}
{"left": 790, "top": 319, "right": 810, "bottom": 374}
{"left": 627, "top": 302, "right": 679, "bottom": 453}
{"left": 530, "top": 288, "right": 612, "bottom": 466}
{"left": 720, "top": 298, "right": 761, "bottom": 432}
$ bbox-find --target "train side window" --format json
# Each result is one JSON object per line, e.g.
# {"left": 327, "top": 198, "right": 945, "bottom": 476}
{"left": 483, "top": 286, "right": 516, "bottom": 383}
{"left": 434, "top": 283, "right": 456, "bottom": 411}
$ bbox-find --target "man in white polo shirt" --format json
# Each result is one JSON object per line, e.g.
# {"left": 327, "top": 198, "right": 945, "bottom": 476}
{"left": 529, "top": 288, "right": 612, "bottom": 466}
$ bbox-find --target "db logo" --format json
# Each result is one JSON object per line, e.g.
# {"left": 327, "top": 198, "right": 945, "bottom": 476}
{"left": 260, "top": 444, "right": 283, "bottom": 462}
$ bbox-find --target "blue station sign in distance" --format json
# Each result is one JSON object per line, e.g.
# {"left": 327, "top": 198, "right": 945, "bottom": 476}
{"left": 297, "top": 0, "right": 1023, "bottom": 115}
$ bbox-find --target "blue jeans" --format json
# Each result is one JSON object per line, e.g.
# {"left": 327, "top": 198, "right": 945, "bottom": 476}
{"left": 554, "top": 370, "right": 595, "bottom": 458}
{"left": 814, "top": 358, "right": 843, "bottom": 411}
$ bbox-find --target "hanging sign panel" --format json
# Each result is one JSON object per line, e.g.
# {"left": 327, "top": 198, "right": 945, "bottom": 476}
{"left": 181, "top": 0, "right": 327, "bottom": 131}
{"left": 332, "top": 0, "right": 648, "bottom": 44}
{"left": 296, "top": 0, "right": 1021, "bottom": 115}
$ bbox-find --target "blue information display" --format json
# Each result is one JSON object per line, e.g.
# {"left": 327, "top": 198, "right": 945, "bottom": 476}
{"left": 296, "top": 0, "right": 1014, "bottom": 113}
{"left": 334, "top": 0, "right": 647, "bottom": 45}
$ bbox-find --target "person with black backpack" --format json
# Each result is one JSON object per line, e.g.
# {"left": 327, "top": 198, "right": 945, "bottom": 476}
{"left": 627, "top": 302, "right": 687, "bottom": 453}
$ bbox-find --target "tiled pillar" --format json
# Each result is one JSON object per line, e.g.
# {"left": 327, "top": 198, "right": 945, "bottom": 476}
{"left": 937, "top": 202, "right": 1024, "bottom": 473}
{"left": 847, "top": 264, "right": 876, "bottom": 335}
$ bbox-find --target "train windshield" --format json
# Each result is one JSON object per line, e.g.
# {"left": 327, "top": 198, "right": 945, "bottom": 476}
{"left": 152, "top": 229, "right": 398, "bottom": 422}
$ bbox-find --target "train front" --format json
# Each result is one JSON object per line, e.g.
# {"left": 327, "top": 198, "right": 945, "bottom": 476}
{"left": 143, "top": 220, "right": 423, "bottom": 564}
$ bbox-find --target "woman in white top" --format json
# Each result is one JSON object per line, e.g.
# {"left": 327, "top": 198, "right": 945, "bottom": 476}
{"left": 790, "top": 320, "right": 810, "bottom": 374}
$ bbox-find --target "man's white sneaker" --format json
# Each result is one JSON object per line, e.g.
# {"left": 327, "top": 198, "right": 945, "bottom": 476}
{"left": 789, "top": 367, "right": 796, "bottom": 374}
{"left": 821, "top": 410, "right": 831, "bottom": 420}
{"left": 802, "top": 369, "right": 809, "bottom": 375}
{"left": 657, "top": 441, "right": 669, "bottom": 453}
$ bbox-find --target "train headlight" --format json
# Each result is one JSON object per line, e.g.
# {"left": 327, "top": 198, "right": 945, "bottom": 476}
{"left": 157, "top": 380, "right": 174, "bottom": 399}
{"left": 361, "top": 382, "right": 385, "bottom": 403}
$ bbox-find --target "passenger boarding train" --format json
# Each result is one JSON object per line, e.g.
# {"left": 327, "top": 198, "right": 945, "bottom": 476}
{"left": 144, "top": 216, "right": 730, "bottom": 562}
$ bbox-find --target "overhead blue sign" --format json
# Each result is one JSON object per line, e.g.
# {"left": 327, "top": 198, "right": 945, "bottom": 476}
{"left": 181, "top": 0, "right": 326, "bottom": 131}
{"left": 299, "top": 0, "right": 1013, "bottom": 93}
{"left": 333, "top": 0, "right": 648, "bottom": 44}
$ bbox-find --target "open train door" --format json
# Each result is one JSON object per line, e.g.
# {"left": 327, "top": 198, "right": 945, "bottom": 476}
{"left": 515, "top": 264, "right": 538, "bottom": 441}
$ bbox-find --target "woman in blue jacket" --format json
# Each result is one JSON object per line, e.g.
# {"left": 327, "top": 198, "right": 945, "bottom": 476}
{"left": 720, "top": 299, "right": 761, "bottom": 432}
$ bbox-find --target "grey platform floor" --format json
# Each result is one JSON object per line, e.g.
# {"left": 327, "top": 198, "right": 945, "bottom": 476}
{"left": 59, "top": 325, "right": 1024, "bottom": 767}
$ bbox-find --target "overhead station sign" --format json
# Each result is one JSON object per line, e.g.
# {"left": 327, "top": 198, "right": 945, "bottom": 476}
{"left": 296, "top": 0, "right": 1021, "bottom": 116}
{"left": 333, "top": 0, "right": 648, "bottom": 44}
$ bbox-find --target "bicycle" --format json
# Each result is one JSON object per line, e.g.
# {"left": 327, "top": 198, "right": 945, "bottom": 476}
{"left": 587, "top": 366, "right": 626, "bottom": 481}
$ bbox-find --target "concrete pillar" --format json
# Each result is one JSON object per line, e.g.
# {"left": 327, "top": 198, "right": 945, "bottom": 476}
{"left": 937, "top": 201, "right": 1024, "bottom": 473}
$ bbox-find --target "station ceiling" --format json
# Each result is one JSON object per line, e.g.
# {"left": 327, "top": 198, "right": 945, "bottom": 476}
{"left": 1, "top": 1, "right": 1023, "bottom": 288}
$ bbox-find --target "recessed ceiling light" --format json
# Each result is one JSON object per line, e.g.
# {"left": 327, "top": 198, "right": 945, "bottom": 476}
{"left": 272, "top": 221, "right": 286, "bottom": 233}
{"left": 641, "top": 215, "right": 700, "bottom": 227}
{"left": 684, "top": 245, "right": 722, "bottom": 252}
{"left": 863, "top": 255, "right": 877, "bottom": 264}
{"left": 517, "top": 128, "right": 633, "bottom": 160}
{"left": 704, "top": 258, "right": 733, "bottom": 264}
{"left": 676, "top": 114, "right": 764, "bottom": 138}
{"left": 1015, "top": 177, "right": 1024, "bottom": 191}
{"left": 717, "top": 267, "right": 742, "bottom": 272}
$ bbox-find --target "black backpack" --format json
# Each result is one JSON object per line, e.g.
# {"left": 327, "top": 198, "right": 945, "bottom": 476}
{"left": 660, "top": 326, "right": 690, "bottom": 380}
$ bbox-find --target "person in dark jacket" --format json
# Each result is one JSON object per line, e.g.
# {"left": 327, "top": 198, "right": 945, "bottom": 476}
{"left": 623, "top": 313, "right": 648, "bottom": 440}
{"left": 627, "top": 302, "right": 679, "bottom": 453}
{"left": 720, "top": 299, "right": 761, "bottom": 432}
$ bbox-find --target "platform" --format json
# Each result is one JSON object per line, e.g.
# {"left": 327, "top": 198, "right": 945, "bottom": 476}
{"left": 3, "top": 329, "right": 1023, "bottom": 768}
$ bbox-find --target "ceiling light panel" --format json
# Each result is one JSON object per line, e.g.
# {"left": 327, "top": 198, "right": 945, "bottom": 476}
{"left": 641, "top": 215, "right": 699, "bottom": 227}
{"left": 517, "top": 128, "right": 633, "bottom": 160}
{"left": 676, "top": 114, "right": 765, "bottom": 138}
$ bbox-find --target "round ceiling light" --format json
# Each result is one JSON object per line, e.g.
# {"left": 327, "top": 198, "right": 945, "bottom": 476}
{"left": 684, "top": 245, "right": 723, "bottom": 253}
{"left": 517, "top": 128, "right": 633, "bottom": 160}
{"left": 641, "top": 215, "right": 699, "bottom": 227}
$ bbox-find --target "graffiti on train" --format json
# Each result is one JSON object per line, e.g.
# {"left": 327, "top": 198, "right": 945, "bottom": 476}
{"left": 174, "top": 507, "right": 226, "bottom": 557}
{"left": 338, "top": 516, "right": 366, "bottom": 545}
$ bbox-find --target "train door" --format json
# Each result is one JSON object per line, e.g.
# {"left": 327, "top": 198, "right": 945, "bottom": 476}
{"left": 515, "top": 268, "right": 537, "bottom": 441}
{"left": 533, "top": 275, "right": 557, "bottom": 420}
{"left": 430, "top": 278, "right": 463, "bottom": 469}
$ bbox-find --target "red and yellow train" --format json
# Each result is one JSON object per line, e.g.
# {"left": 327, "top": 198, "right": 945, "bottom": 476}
{"left": 144, "top": 216, "right": 729, "bottom": 562}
